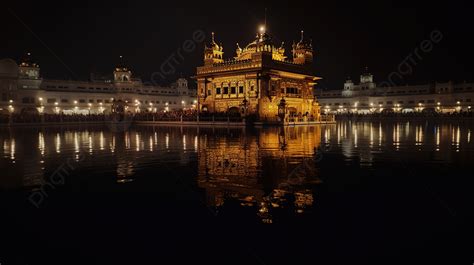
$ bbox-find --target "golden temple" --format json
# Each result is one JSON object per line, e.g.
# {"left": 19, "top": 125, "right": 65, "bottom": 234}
{"left": 196, "top": 27, "right": 322, "bottom": 124}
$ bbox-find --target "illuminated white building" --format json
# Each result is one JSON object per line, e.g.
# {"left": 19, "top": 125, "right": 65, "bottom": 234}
{"left": 0, "top": 54, "right": 197, "bottom": 115}
{"left": 316, "top": 68, "right": 474, "bottom": 114}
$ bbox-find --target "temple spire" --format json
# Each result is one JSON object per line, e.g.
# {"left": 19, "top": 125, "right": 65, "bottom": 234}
{"left": 364, "top": 66, "right": 369, "bottom": 74}
{"left": 264, "top": 8, "right": 267, "bottom": 31}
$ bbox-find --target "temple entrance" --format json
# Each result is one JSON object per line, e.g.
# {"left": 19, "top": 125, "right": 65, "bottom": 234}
{"left": 227, "top": 107, "right": 240, "bottom": 116}
{"left": 287, "top": 107, "right": 298, "bottom": 117}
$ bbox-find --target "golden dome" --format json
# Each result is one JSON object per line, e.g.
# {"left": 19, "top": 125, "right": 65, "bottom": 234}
{"left": 206, "top": 32, "right": 223, "bottom": 51}
{"left": 295, "top": 30, "right": 312, "bottom": 50}
{"left": 236, "top": 32, "right": 286, "bottom": 61}
{"left": 244, "top": 40, "right": 257, "bottom": 51}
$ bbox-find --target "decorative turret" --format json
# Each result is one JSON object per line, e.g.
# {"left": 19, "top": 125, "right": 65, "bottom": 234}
{"left": 18, "top": 52, "right": 40, "bottom": 79}
{"left": 342, "top": 76, "right": 355, "bottom": 97}
{"left": 204, "top": 32, "right": 224, "bottom": 65}
{"left": 344, "top": 76, "right": 354, "bottom": 90}
{"left": 171, "top": 77, "right": 189, "bottom": 96}
{"left": 360, "top": 66, "right": 374, "bottom": 84}
{"left": 257, "top": 31, "right": 273, "bottom": 52}
{"left": 234, "top": 27, "right": 286, "bottom": 61}
{"left": 113, "top": 55, "right": 132, "bottom": 82}
{"left": 359, "top": 66, "right": 376, "bottom": 94}
{"left": 235, "top": 43, "right": 243, "bottom": 59}
{"left": 273, "top": 41, "right": 287, "bottom": 61}
{"left": 292, "top": 30, "right": 313, "bottom": 65}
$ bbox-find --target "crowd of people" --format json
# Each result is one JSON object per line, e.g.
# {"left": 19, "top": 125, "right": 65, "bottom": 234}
{"left": 133, "top": 110, "right": 245, "bottom": 122}
{"left": 133, "top": 109, "right": 198, "bottom": 121}
{"left": 335, "top": 111, "right": 474, "bottom": 119}
{"left": 2, "top": 109, "right": 473, "bottom": 125}
{"left": 0, "top": 109, "right": 247, "bottom": 124}
{"left": 0, "top": 113, "right": 108, "bottom": 124}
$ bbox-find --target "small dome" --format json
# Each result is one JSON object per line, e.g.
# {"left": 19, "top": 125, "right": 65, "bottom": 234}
{"left": 206, "top": 32, "right": 222, "bottom": 51}
{"left": 236, "top": 43, "right": 242, "bottom": 52}
{"left": 209, "top": 42, "right": 220, "bottom": 50}
{"left": 295, "top": 30, "right": 312, "bottom": 50}
{"left": 244, "top": 40, "right": 258, "bottom": 50}
{"left": 19, "top": 52, "right": 39, "bottom": 68}
{"left": 260, "top": 32, "right": 273, "bottom": 44}
{"left": 115, "top": 56, "right": 130, "bottom": 72}
{"left": 207, "top": 41, "right": 220, "bottom": 50}
{"left": 244, "top": 32, "right": 273, "bottom": 51}
{"left": 0, "top": 58, "right": 19, "bottom": 78}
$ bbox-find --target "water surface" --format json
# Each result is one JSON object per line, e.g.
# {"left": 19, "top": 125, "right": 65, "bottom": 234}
{"left": 1, "top": 121, "right": 473, "bottom": 264}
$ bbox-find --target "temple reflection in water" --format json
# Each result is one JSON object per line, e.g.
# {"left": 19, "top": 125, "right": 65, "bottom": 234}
{"left": 1, "top": 121, "right": 473, "bottom": 222}
{"left": 197, "top": 126, "right": 322, "bottom": 223}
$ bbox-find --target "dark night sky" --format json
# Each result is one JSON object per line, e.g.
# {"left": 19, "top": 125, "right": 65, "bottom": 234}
{"left": 2, "top": 0, "right": 474, "bottom": 89}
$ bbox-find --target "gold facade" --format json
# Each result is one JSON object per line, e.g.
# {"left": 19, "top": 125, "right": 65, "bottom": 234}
{"left": 196, "top": 30, "right": 322, "bottom": 122}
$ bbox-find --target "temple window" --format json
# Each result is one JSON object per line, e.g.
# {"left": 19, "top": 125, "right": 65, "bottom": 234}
{"left": 239, "top": 86, "right": 244, "bottom": 94}
{"left": 216, "top": 88, "right": 221, "bottom": 94}
{"left": 286, "top": 87, "right": 299, "bottom": 94}
{"left": 223, "top": 87, "right": 229, "bottom": 94}
{"left": 231, "top": 87, "right": 236, "bottom": 94}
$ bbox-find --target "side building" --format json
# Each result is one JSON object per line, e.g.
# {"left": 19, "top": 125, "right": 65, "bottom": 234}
{"left": 316, "top": 68, "right": 474, "bottom": 114}
{"left": 196, "top": 29, "right": 321, "bottom": 122}
{"left": 0, "top": 54, "right": 197, "bottom": 115}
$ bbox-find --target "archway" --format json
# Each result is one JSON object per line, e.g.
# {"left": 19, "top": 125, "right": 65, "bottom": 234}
{"left": 287, "top": 107, "right": 298, "bottom": 117}
{"left": 227, "top": 106, "right": 240, "bottom": 117}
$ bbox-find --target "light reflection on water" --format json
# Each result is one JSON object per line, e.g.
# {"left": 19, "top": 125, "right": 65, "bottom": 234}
{"left": 2, "top": 122, "right": 473, "bottom": 169}
{"left": 1, "top": 121, "right": 473, "bottom": 222}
